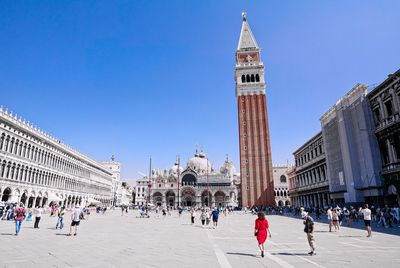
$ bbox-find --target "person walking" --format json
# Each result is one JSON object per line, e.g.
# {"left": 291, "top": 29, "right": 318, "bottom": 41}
{"left": 361, "top": 204, "right": 372, "bottom": 237}
{"left": 254, "top": 212, "right": 271, "bottom": 258}
{"left": 14, "top": 204, "right": 27, "bottom": 236}
{"left": 332, "top": 208, "right": 340, "bottom": 231}
{"left": 56, "top": 206, "right": 65, "bottom": 229}
{"left": 190, "top": 208, "right": 196, "bottom": 225}
{"left": 33, "top": 206, "right": 43, "bottom": 228}
{"left": 211, "top": 208, "right": 220, "bottom": 228}
{"left": 200, "top": 209, "right": 207, "bottom": 228}
{"left": 68, "top": 205, "right": 82, "bottom": 236}
{"left": 303, "top": 212, "right": 316, "bottom": 255}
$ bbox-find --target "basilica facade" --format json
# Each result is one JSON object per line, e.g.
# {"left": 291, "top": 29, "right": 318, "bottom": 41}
{"left": 149, "top": 150, "right": 240, "bottom": 208}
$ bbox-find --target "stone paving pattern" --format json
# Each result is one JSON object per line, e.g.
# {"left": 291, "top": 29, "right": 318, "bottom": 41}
{"left": 0, "top": 210, "right": 400, "bottom": 268}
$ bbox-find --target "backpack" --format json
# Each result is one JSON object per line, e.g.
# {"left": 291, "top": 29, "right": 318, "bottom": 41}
{"left": 16, "top": 209, "right": 25, "bottom": 218}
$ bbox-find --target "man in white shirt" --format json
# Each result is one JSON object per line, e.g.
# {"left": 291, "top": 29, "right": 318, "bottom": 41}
{"left": 361, "top": 204, "right": 372, "bottom": 237}
{"left": 34, "top": 206, "right": 43, "bottom": 229}
{"left": 69, "top": 205, "right": 82, "bottom": 236}
{"left": 327, "top": 207, "right": 333, "bottom": 232}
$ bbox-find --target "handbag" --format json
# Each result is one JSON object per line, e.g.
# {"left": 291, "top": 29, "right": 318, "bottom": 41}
{"left": 254, "top": 230, "right": 258, "bottom": 236}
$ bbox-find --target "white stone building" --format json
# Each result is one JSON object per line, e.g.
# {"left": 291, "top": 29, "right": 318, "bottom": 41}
{"left": 135, "top": 176, "right": 150, "bottom": 206}
{"left": 101, "top": 157, "right": 122, "bottom": 206}
{"left": 120, "top": 181, "right": 134, "bottom": 206}
{"left": 0, "top": 107, "right": 113, "bottom": 207}
{"left": 272, "top": 165, "right": 291, "bottom": 207}
{"left": 148, "top": 150, "right": 240, "bottom": 208}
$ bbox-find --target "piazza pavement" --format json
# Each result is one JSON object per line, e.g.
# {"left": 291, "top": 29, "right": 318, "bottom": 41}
{"left": 0, "top": 209, "right": 399, "bottom": 268}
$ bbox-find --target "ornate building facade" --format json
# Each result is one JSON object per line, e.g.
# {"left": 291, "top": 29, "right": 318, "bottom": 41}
{"left": 235, "top": 13, "right": 274, "bottom": 207}
{"left": 0, "top": 107, "right": 113, "bottom": 208}
{"left": 147, "top": 150, "right": 239, "bottom": 208}
{"left": 272, "top": 165, "right": 291, "bottom": 207}
{"left": 368, "top": 69, "right": 400, "bottom": 205}
{"left": 289, "top": 132, "right": 330, "bottom": 208}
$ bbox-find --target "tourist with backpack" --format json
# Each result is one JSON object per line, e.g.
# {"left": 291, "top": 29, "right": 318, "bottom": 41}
{"left": 14, "top": 203, "right": 27, "bottom": 236}
{"left": 302, "top": 211, "right": 316, "bottom": 255}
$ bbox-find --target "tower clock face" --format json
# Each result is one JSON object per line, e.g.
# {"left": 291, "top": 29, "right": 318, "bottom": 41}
{"left": 237, "top": 52, "right": 259, "bottom": 63}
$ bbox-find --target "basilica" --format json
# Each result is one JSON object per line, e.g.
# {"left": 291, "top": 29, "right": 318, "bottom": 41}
{"left": 148, "top": 150, "right": 240, "bottom": 208}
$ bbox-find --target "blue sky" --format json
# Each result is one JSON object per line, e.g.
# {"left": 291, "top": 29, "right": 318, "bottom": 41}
{"left": 1, "top": 1, "right": 399, "bottom": 183}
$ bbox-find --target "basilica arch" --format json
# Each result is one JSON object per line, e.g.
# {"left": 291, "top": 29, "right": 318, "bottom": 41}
{"left": 201, "top": 190, "right": 212, "bottom": 207}
{"left": 214, "top": 191, "right": 226, "bottom": 208}
{"left": 181, "top": 187, "right": 196, "bottom": 207}
{"left": 165, "top": 191, "right": 175, "bottom": 208}
{"left": 152, "top": 192, "right": 163, "bottom": 206}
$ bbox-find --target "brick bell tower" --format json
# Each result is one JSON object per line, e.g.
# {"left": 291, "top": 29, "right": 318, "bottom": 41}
{"left": 235, "top": 12, "right": 274, "bottom": 207}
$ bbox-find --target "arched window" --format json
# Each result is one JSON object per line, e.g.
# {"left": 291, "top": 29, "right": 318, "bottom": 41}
{"left": 241, "top": 75, "right": 245, "bottom": 83}
{"left": 246, "top": 74, "right": 250, "bottom": 83}
{"left": 251, "top": 74, "right": 255, "bottom": 82}
{"left": 280, "top": 175, "right": 287, "bottom": 183}
{"left": 255, "top": 74, "right": 260, "bottom": 82}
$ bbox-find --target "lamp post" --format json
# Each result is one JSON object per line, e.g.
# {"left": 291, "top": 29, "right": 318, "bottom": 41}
{"left": 147, "top": 156, "right": 152, "bottom": 205}
{"left": 177, "top": 155, "right": 180, "bottom": 209}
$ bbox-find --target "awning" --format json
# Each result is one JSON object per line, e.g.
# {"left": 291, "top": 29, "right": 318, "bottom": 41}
{"left": 48, "top": 192, "right": 63, "bottom": 202}
{"left": 87, "top": 198, "right": 101, "bottom": 204}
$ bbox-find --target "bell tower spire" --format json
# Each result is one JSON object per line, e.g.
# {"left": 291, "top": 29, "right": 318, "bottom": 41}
{"left": 235, "top": 12, "right": 274, "bottom": 207}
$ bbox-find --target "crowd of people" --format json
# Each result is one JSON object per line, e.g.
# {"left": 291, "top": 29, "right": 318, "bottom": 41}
{"left": 0, "top": 202, "right": 93, "bottom": 236}
{"left": 3, "top": 200, "right": 399, "bottom": 260}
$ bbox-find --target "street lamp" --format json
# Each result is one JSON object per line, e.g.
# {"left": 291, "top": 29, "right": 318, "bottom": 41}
{"left": 177, "top": 155, "right": 180, "bottom": 209}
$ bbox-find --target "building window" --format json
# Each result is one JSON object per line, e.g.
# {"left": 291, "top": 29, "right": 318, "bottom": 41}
{"left": 171, "top": 184, "right": 173, "bottom": 187}
{"left": 373, "top": 107, "right": 381, "bottom": 123}
{"left": 385, "top": 100, "right": 393, "bottom": 117}
{"left": 246, "top": 74, "right": 250, "bottom": 83}
{"left": 241, "top": 75, "right": 245, "bottom": 83}
{"left": 251, "top": 74, "right": 255, "bottom": 82}
{"left": 280, "top": 175, "right": 287, "bottom": 183}
{"left": 255, "top": 74, "right": 260, "bottom": 82}
{"left": 158, "top": 184, "right": 161, "bottom": 187}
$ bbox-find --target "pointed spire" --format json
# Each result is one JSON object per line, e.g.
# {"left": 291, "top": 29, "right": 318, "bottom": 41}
{"left": 237, "top": 12, "right": 259, "bottom": 51}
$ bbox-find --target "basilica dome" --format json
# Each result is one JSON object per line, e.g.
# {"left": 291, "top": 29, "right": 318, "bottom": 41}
{"left": 187, "top": 150, "right": 212, "bottom": 175}
{"left": 169, "top": 162, "right": 184, "bottom": 175}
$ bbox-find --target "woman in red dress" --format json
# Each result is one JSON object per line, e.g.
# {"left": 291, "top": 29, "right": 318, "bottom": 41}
{"left": 254, "top": 212, "right": 271, "bottom": 257}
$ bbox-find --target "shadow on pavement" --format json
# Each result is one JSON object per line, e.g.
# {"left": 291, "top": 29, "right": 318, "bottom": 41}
{"left": 55, "top": 233, "right": 70, "bottom": 236}
{"left": 226, "top": 252, "right": 257, "bottom": 258}
{"left": 0, "top": 233, "right": 14, "bottom": 236}
{"left": 271, "top": 252, "right": 310, "bottom": 256}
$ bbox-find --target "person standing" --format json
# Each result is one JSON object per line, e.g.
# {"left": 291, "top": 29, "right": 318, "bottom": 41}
{"left": 211, "top": 208, "right": 220, "bottom": 228}
{"left": 361, "top": 204, "right": 372, "bottom": 237}
{"left": 303, "top": 212, "right": 316, "bottom": 255}
{"left": 56, "top": 206, "right": 65, "bottom": 229}
{"left": 327, "top": 207, "right": 333, "bottom": 232}
{"left": 33, "top": 206, "right": 43, "bottom": 228}
{"left": 14, "top": 204, "right": 27, "bottom": 236}
{"left": 254, "top": 212, "right": 271, "bottom": 258}
{"left": 69, "top": 205, "right": 82, "bottom": 236}
{"left": 200, "top": 209, "right": 207, "bottom": 228}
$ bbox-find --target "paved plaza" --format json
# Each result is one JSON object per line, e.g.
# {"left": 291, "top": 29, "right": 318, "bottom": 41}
{"left": 0, "top": 210, "right": 400, "bottom": 268}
